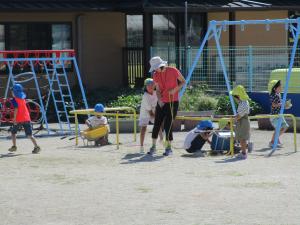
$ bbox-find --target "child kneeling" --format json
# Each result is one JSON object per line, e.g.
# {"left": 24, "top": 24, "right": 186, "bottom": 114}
{"left": 184, "top": 120, "right": 214, "bottom": 155}
{"left": 83, "top": 103, "right": 109, "bottom": 146}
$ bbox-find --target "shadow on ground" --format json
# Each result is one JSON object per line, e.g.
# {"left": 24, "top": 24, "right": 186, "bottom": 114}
{"left": 121, "top": 153, "right": 164, "bottom": 164}
{"left": 0, "top": 153, "right": 24, "bottom": 158}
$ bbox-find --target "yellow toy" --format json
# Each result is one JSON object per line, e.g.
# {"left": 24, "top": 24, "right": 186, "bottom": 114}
{"left": 81, "top": 126, "right": 109, "bottom": 146}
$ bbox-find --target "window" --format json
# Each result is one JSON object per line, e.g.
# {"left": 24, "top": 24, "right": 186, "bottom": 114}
{"left": 186, "top": 14, "right": 206, "bottom": 47}
{"left": 126, "top": 15, "right": 143, "bottom": 47}
{"left": 1, "top": 23, "right": 72, "bottom": 50}
{"left": 52, "top": 24, "right": 72, "bottom": 50}
{"left": 152, "top": 14, "right": 176, "bottom": 47}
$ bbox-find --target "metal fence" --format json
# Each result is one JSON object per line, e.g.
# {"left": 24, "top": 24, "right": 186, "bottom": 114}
{"left": 151, "top": 46, "right": 300, "bottom": 92}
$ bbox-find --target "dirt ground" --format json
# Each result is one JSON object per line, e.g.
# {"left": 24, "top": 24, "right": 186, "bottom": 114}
{"left": 0, "top": 125, "right": 300, "bottom": 225}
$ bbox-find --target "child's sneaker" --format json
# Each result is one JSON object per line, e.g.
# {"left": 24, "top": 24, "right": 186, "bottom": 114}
{"left": 8, "top": 146, "right": 17, "bottom": 152}
{"left": 163, "top": 147, "right": 173, "bottom": 156}
{"left": 147, "top": 146, "right": 156, "bottom": 156}
{"left": 32, "top": 146, "right": 41, "bottom": 154}
{"left": 236, "top": 152, "right": 247, "bottom": 160}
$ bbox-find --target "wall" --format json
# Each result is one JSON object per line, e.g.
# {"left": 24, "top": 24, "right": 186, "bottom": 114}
{"left": 207, "top": 12, "right": 229, "bottom": 46}
{"left": 235, "top": 10, "right": 288, "bottom": 46}
{"left": 0, "top": 12, "right": 126, "bottom": 95}
{"left": 79, "top": 12, "right": 126, "bottom": 90}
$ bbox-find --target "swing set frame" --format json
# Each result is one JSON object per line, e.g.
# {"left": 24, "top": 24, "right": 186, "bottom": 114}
{"left": 180, "top": 18, "right": 300, "bottom": 156}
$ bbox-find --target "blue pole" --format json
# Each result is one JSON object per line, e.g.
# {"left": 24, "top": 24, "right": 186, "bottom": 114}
{"left": 73, "top": 57, "right": 89, "bottom": 109}
{"left": 270, "top": 18, "right": 300, "bottom": 156}
{"left": 4, "top": 62, "right": 14, "bottom": 98}
{"left": 180, "top": 26, "right": 212, "bottom": 97}
{"left": 29, "top": 60, "right": 50, "bottom": 134}
{"left": 212, "top": 23, "right": 237, "bottom": 115}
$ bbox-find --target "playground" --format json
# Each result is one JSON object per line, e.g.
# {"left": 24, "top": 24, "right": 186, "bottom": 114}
{"left": 1, "top": 18, "right": 300, "bottom": 225}
{"left": 0, "top": 125, "right": 300, "bottom": 225}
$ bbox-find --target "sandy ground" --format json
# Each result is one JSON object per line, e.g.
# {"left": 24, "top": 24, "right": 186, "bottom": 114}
{"left": 0, "top": 125, "right": 300, "bottom": 225}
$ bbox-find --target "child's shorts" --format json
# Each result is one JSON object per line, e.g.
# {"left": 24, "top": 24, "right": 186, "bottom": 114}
{"left": 11, "top": 122, "right": 32, "bottom": 136}
{"left": 139, "top": 117, "right": 154, "bottom": 127}
{"left": 270, "top": 117, "right": 289, "bottom": 129}
{"left": 235, "top": 116, "right": 250, "bottom": 141}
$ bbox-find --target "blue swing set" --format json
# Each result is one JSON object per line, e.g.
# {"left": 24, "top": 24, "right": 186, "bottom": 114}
{"left": 180, "top": 18, "right": 300, "bottom": 156}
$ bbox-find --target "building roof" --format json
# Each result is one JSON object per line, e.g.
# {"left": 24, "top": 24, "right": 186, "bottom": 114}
{"left": 0, "top": 0, "right": 299, "bottom": 12}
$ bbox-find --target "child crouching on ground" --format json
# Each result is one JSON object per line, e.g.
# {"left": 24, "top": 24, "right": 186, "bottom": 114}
{"left": 268, "top": 80, "right": 291, "bottom": 147}
{"left": 8, "top": 84, "right": 41, "bottom": 154}
{"left": 230, "top": 85, "right": 251, "bottom": 160}
{"left": 84, "top": 103, "right": 109, "bottom": 146}
{"left": 139, "top": 78, "right": 163, "bottom": 152}
{"left": 184, "top": 120, "right": 214, "bottom": 156}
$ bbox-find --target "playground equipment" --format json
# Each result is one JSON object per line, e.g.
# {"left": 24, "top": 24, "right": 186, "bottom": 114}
{"left": 0, "top": 50, "right": 88, "bottom": 135}
{"left": 70, "top": 107, "right": 137, "bottom": 149}
{"left": 180, "top": 18, "right": 300, "bottom": 156}
{"left": 81, "top": 126, "right": 109, "bottom": 146}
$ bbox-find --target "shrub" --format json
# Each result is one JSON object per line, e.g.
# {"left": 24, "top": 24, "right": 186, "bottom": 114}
{"left": 179, "top": 85, "right": 218, "bottom": 111}
{"left": 108, "top": 94, "right": 142, "bottom": 111}
{"left": 216, "top": 95, "right": 264, "bottom": 116}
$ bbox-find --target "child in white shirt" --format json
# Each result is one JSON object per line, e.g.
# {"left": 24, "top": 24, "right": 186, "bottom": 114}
{"left": 139, "top": 78, "right": 162, "bottom": 152}
{"left": 85, "top": 103, "right": 109, "bottom": 146}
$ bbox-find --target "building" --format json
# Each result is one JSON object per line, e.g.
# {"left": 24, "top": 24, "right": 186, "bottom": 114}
{"left": 0, "top": 0, "right": 299, "bottom": 91}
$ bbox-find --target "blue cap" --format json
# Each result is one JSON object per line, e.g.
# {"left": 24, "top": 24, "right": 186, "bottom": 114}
{"left": 12, "top": 84, "right": 26, "bottom": 99}
{"left": 196, "top": 120, "right": 213, "bottom": 130}
{"left": 94, "top": 103, "right": 104, "bottom": 113}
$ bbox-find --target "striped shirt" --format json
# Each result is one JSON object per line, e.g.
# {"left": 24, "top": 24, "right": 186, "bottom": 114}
{"left": 237, "top": 100, "right": 250, "bottom": 117}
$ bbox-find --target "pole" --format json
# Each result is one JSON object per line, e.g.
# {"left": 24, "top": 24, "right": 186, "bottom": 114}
{"left": 184, "top": 1, "right": 188, "bottom": 77}
{"left": 270, "top": 19, "right": 300, "bottom": 156}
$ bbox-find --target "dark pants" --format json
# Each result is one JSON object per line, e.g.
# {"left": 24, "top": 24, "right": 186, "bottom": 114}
{"left": 152, "top": 101, "right": 179, "bottom": 141}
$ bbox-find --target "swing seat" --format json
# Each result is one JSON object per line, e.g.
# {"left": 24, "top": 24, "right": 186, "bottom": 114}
{"left": 81, "top": 126, "right": 108, "bottom": 141}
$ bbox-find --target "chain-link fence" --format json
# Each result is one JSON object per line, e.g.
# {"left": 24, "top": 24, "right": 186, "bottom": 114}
{"left": 151, "top": 46, "right": 300, "bottom": 92}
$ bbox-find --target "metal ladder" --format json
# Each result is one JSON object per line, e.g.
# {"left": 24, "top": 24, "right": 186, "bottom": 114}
{"left": 44, "top": 59, "right": 76, "bottom": 134}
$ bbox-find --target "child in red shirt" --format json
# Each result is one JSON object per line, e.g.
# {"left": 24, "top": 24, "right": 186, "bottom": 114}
{"left": 8, "top": 84, "right": 41, "bottom": 154}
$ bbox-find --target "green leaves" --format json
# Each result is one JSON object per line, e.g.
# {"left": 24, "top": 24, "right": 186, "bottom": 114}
{"left": 179, "top": 85, "right": 217, "bottom": 112}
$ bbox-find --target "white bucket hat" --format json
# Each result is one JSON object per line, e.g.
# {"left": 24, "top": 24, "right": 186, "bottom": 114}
{"left": 149, "top": 56, "right": 167, "bottom": 72}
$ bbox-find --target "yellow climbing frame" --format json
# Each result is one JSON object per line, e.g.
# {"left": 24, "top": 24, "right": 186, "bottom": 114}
{"left": 70, "top": 107, "right": 137, "bottom": 149}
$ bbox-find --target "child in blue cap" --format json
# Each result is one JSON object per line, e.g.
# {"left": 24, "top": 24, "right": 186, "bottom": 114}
{"left": 9, "top": 83, "right": 41, "bottom": 154}
{"left": 184, "top": 120, "right": 214, "bottom": 155}
{"left": 84, "top": 103, "right": 109, "bottom": 146}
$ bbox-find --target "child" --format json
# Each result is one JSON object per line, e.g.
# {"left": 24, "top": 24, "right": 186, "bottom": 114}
{"left": 139, "top": 78, "right": 162, "bottom": 152}
{"left": 268, "top": 80, "right": 290, "bottom": 147}
{"left": 84, "top": 103, "right": 109, "bottom": 146}
{"left": 8, "top": 84, "right": 41, "bottom": 154}
{"left": 230, "top": 85, "right": 251, "bottom": 160}
{"left": 184, "top": 120, "right": 213, "bottom": 155}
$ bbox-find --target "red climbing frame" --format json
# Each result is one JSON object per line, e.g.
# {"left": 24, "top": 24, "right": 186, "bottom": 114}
{"left": 0, "top": 50, "right": 75, "bottom": 67}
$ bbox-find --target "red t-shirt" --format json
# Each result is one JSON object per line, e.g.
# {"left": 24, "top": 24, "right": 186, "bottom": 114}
{"left": 11, "top": 97, "right": 31, "bottom": 122}
{"left": 153, "top": 67, "right": 180, "bottom": 103}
